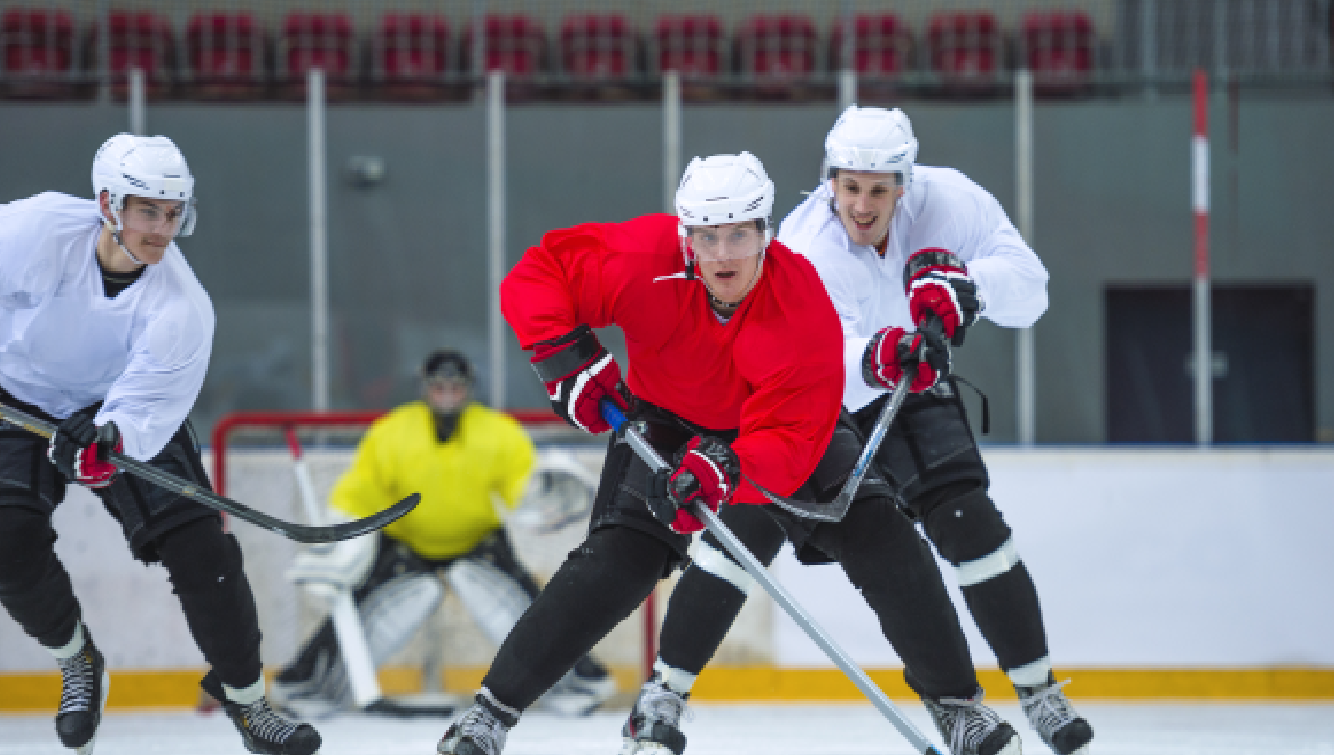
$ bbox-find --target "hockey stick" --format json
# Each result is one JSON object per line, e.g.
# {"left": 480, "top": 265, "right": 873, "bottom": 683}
{"left": 602, "top": 401, "right": 944, "bottom": 755}
{"left": 0, "top": 402, "right": 420, "bottom": 544}
{"left": 758, "top": 315, "right": 945, "bottom": 523}
{"left": 284, "top": 428, "right": 384, "bottom": 709}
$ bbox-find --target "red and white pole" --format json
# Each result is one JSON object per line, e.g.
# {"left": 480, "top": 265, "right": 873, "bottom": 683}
{"left": 1192, "top": 69, "right": 1211, "bottom": 445}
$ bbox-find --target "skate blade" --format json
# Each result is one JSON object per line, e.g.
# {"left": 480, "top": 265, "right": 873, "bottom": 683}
{"left": 619, "top": 741, "right": 675, "bottom": 755}
{"left": 994, "top": 736, "right": 1023, "bottom": 755}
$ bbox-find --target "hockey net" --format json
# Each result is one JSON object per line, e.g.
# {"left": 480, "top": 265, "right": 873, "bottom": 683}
{"left": 209, "top": 410, "right": 656, "bottom": 700}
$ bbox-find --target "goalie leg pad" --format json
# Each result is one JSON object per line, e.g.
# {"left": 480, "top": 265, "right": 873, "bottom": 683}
{"left": 444, "top": 557, "right": 531, "bottom": 646}
{"left": 359, "top": 571, "right": 444, "bottom": 666}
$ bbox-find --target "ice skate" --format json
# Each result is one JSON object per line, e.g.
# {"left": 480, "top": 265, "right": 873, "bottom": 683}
{"left": 920, "top": 688, "right": 1021, "bottom": 755}
{"left": 1017, "top": 678, "right": 1092, "bottom": 755}
{"left": 437, "top": 689, "right": 519, "bottom": 755}
{"left": 201, "top": 671, "right": 321, "bottom": 755}
{"left": 539, "top": 667, "right": 616, "bottom": 716}
{"left": 54, "top": 627, "right": 109, "bottom": 754}
{"left": 620, "top": 674, "right": 688, "bottom": 755}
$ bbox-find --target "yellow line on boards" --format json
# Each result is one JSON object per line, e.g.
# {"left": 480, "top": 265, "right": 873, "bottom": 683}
{"left": 1, "top": 667, "right": 1331, "bottom": 710}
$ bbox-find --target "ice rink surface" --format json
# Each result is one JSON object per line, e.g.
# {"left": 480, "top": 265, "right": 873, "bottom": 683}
{"left": 2, "top": 702, "right": 1333, "bottom": 755}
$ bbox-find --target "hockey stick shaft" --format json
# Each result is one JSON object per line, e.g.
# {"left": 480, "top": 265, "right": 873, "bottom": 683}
{"left": 602, "top": 402, "right": 943, "bottom": 755}
{"left": 284, "top": 429, "right": 383, "bottom": 708}
{"left": 0, "top": 402, "right": 419, "bottom": 544}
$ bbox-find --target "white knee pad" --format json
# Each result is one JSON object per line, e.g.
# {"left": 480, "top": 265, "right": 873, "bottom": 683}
{"left": 691, "top": 539, "right": 755, "bottom": 595}
{"left": 953, "top": 537, "right": 1022, "bottom": 587}
{"left": 444, "top": 557, "right": 534, "bottom": 645}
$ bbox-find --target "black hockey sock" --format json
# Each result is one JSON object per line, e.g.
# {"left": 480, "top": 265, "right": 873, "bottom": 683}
{"left": 0, "top": 505, "right": 81, "bottom": 649}
{"left": 812, "top": 494, "right": 979, "bottom": 699}
{"left": 658, "top": 506, "right": 785, "bottom": 675}
{"left": 156, "top": 518, "right": 263, "bottom": 689}
{"left": 483, "top": 526, "right": 670, "bottom": 711}
{"left": 961, "top": 562, "right": 1050, "bottom": 674}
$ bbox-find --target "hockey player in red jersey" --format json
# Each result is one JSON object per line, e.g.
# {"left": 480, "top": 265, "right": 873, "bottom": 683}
{"left": 437, "top": 153, "right": 1011, "bottom": 755}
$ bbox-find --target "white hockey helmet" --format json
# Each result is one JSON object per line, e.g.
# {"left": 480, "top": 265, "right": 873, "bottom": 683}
{"left": 823, "top": 105, "right": 918, "bottom": 187}
{"left": 675, "top": 151, "right": 774, "bottom": 271}
{"left": 92, "top": 133, "right": 197, "bottom": 237}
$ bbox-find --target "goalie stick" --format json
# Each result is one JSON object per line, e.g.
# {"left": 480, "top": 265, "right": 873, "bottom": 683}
{"left": 601, "top": 401, "right": 944, "bottom": 755}
{"left": 0, "top": 402, "right": 420, "bottom": 544}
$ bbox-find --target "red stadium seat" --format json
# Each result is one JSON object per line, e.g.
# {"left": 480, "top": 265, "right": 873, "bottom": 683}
{"left": 1023, "top": 11, "right": 1094, "bottom": 95}
{"left": 375, "top": 14, "right": 453, "bottom": 99}
{"left": 280, "top": 13, "right": 355, "bottom": 98}
{"left": 186, "top": 13, "right": 267, "bottom": 99}
{"left": 928, "top": 11, "right": 1002, "bottom": 94}
{"left": 652, "top": 15, "right": 724, "bottom": 78}
{"left": 462, "top": 15, "right": 547, "bottom": 77}
{"left": 89, "top": 11, "right": 175, "bottom": 99}
{"left": 560, "top": 14, "right": 637, "bottom": 80}
{"left": 735, "top": 14, "right": 818, "bottom": 99}
{"left": 829, "top": 14, "right": 914, "bottom": 77}
{"left": 1, "top": 9, "right": 77, "bottom": 98}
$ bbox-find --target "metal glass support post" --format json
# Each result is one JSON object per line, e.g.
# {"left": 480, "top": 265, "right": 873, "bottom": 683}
{"left": 96, "top": 0, "right": 110, "bottom": 103}
{"left": 1192, "top": 70, "right": 1211, "bottom": 445}
{"left": 488, "top": 69, "right": 506, "bottom": 409}
{"left": 662, "top": 70, "right": 680, "bottom": 212}
{"left": 1015, "top": 69, "right": 1036, "bottom": 446}
{"left": 838, "top": 0, "right": 855, "bottom": 110}
{"left": 129, "top": 68, "right": 145, "bottom": 135}
{"left": 308, "top": 68, "right": 329, "bottom": 412}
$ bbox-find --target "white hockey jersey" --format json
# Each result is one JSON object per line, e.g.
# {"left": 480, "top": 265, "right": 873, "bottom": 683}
{"left": 778, "top": 166, "right": 1049, "bottom": 412}
{"left": 0, "top": 192, "right": 215, "bottom": 460}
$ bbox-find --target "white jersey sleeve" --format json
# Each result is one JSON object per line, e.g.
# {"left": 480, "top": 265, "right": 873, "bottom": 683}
{"left": 902, "top": 167, "right": 1048, "bottom": 328}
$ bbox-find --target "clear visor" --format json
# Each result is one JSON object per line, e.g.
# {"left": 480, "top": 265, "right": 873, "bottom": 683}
{"left": 120, "top": 199, "right": 192, "bottom": 237}
{"left": 684, "top": 222, "right": 766, "bottom": 263}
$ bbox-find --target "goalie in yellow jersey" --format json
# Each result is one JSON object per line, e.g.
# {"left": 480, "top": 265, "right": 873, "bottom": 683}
{"left": 272, "top": 349, "right": 615, "bottom": 716}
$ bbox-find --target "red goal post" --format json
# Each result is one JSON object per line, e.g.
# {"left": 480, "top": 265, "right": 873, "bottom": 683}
{"left": 209, "top": 409, "right": 657, "bottom": 683}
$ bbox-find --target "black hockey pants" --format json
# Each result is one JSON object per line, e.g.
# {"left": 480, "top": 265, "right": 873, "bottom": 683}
{"left": 0, "top": 395, "right": 264, "bottom": 689}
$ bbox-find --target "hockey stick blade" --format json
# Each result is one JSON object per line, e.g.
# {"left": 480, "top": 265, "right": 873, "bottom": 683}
{"left": 0, "top": 402, "right": 420, "bottom": 544}
{"left": 599, "top": 399, "right": 943, "bottom": 755}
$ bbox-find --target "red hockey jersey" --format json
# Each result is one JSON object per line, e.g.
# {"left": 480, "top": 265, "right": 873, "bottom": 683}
{"left": 502, "top": 213, "right": 844, "bottom": 504}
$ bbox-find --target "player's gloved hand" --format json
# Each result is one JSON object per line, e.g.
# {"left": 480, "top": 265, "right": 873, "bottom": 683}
{"left": 862, "top": 325, "right": 951, "bottom": 394}
{"left": 647, "top": 437, "right": 742, "bottom": 535}
{"left": 530, "top": 325, "right": 630, "bottom": 434}
{"left": 47, "top": 405, "right": 122, "bottom": 488}
{"left": 904, "top": 249, "right": 982, "bottom": 346}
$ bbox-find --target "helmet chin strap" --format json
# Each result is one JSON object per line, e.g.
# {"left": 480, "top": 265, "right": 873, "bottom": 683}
{"left": 104, "top": 216, "right": 145, "bottom": 267}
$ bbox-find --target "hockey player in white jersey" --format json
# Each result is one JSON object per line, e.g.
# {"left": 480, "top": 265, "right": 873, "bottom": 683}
{"left": 622, "top": 106, "right": 1093, "bottom": 755}
{"left": 0, "top": 134, "right": 319, "bottom": 755}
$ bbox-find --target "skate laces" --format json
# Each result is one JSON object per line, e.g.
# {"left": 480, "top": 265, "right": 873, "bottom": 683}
{"left": 637, "top": 678, "right": 689, "bottom": 729}
{"left": 1020, "top": 678, "right": 1081, "bottom": 742}
{"left": 926, "top": 691, "right": 1005, "bottom": 755}
{"left": 449, "top": 701, "right": 512, "bottom": 755}
{"left": 240, "top": 697, "right": 301, "bottom": 745}
{"left": 56, "top": 646, "right": 98, "bottom": 715}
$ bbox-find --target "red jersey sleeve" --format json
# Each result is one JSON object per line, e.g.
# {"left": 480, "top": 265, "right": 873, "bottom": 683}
{"left": 501, "top": 224, "right": 615, "bottom": 348}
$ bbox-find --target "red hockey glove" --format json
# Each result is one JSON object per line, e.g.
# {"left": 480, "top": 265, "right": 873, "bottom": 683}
{"left": 530, "top": 325, "right": 629, "bottom": 435}
{"left": 862, "top": 325, "right": 951, "bottom": 393}
{"left": 655, "top": 437, "right": 742, "bottom": 535}
{"left": 904, "top": 249, "right": 982, "bottom": 346}
{"left": 48, "top": 406, "right": 121, "bottom": 488}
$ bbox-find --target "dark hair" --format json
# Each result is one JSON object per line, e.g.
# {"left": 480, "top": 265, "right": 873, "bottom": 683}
{"left": 421, "top": 349, "right": 474, "bottom": 383}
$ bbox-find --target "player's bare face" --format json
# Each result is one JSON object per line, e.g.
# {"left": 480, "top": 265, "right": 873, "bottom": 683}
{"left": 690, "top": 222, "right": 765, "bottom": 309}
{"left": 833, "top": 172, "right": 904, "bottom": 247}
{"left": 102, "top": 196, "right": 184, "bottom": 267}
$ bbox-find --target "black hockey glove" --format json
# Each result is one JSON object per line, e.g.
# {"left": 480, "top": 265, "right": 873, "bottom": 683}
{"left": 48, "top": 405, "right": 122, "bottom": 488}
{"left": 530, "top": 325, "right": 631, "bottom": 434}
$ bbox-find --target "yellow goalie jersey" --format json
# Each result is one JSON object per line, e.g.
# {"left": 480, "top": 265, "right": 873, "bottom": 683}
{"left": 331, "top": 401, "right": 535, "bottom": 560}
